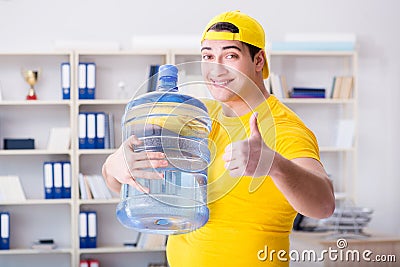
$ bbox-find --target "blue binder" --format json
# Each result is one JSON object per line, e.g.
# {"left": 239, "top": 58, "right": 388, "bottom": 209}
{"left": 86, "top": 113, "right": 96, "bottom": 149}
{"left": 95, "top": 112, "right": 106, "bottom": 149}
{"left": 79, "top": 212, "right": 88, "bottom": 248}
{"left": 43, "top": 162, "right": 54, "bottom": 199}
{"left": 87, "top": 211, "right": 97, "bottom": 248}
{"left": 61, "top": 62, "right": 71, "bottom": 100}
{"left": 78, "top": 63, "right": 87, "bottom": 99}
{"left": 86, "top": 63, "right": 96, "bottom": 99}
{"left": 78, "top": 112, "right": 88, "bottom": 149}
{"left": 0, "top": 212, "right": 10, "bottom": 250}
{"left": 62, "top": 161, "right": 71, "bottom": 198}
{"left": 53, "top": 162, "right": 63, "bottom": 199}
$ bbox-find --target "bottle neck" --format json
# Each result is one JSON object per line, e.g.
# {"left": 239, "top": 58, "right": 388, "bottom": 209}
{"left": 157, "top": 76, "right": 178, "bottom": 92}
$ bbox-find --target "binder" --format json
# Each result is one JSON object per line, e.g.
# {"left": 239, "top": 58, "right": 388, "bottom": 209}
{"left": 79, "top": 212, "right": 88, "bottom": 248}
{"left": 61, "top": 62, "right": 71, "bottom": 99}
{"left": 96, "top": 112, "right": 106, "bottom": 149}
{"left": 87, "top": 211, "right": 97, "bottom": 248}
{"left": 0, "top": 212, "right": 10, "bottom": 250}
{"left": 86, "top": 63, "right": 96, "bottom": 99}
{"left": 53, "top": 162, "right": 63, "bottom": 199}
{"left": 79, "top": 113, "right": 87, "bottom": 149}
{"left": 89, "top": 259, "right": 100, "bottom": 267}
{"left": 86, "top": 113, "right": 96, "bottom": 149}
{"left": 78, "top": 63, "right": 87, "bottom": 99}
{"left": 79, "top": 260, "right": 89, "bottom": 267}
{"left": 62, "top": 162, "right": 71, "bottom": 198}
{"left": 43, "top": 162, "right": 54, "bottom": 199}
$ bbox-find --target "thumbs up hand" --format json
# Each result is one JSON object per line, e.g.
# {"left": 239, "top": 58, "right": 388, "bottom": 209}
{"left": 222, "top": 112, "right": 275, "bottom": 178}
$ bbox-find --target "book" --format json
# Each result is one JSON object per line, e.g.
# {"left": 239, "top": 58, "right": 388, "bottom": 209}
{"left": 269, "top": 73, "right": 284, "bottom": 99}
{"left": 331, "top": 76, "right": 343, "bottom": 99}
{"left": 290, "top": 87, "right": 326, "bottom": 98}
{"left": 136, "top": 233, "right": 167, "bottom": 249}
{"left": 339, "top": 76, "right": 354, "bottom": 99}
{"left": 330, "top": 76, "right": 354, "bottom": 99}
{"left": 147, "top": 65, "right": 160, "bottom": 92}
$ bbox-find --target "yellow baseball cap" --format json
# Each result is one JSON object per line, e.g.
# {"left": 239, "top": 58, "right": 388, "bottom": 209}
{"left": 201, "top": 10, "right": 269, "bottom": 79}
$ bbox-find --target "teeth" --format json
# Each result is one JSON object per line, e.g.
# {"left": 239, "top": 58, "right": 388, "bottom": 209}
{"left": 212, "top": 80, "right": 230, "bottom": 86}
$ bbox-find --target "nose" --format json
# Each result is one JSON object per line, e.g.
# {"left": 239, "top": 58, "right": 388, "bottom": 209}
{"left": 202, "top": 62, "right": 229, "bottom": 78}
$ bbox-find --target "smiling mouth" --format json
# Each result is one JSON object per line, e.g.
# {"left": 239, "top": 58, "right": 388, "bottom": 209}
{"left": 210, "top": 79, "right": 234, "bottom": 88}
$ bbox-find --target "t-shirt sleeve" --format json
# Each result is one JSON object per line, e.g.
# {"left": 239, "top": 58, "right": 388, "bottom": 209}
{"left": 273, "top": 120, "right": 320, "bottom": 161}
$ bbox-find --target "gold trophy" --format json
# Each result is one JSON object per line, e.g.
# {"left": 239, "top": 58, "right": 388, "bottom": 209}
{"left": 22, "top": 69, "right": 40, "bottom": 100}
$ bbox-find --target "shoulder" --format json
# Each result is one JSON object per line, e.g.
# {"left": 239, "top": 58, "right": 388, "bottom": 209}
{"left": 199, "top": 98, "right": 221, "bottom": 118}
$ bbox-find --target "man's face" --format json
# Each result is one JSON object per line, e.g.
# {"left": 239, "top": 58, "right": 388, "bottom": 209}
{"left": 200, "top": 39, "right": 258, "bottom": 104}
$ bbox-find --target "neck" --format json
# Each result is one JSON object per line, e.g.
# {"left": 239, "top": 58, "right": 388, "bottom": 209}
{"left": 222, "top": 79, "right": 270, "bottom": 117}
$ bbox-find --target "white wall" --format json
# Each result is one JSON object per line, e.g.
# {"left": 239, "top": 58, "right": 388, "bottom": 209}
{"left": 1, "top": 0, "right": 399, "bottom": 235}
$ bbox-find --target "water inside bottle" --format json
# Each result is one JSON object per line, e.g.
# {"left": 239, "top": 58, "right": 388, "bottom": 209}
{"left": 117, "top": 99, "right": 211, "bottom": 234}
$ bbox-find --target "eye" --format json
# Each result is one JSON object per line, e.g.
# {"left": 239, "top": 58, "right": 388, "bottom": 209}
{"left": 226, "top": 54, "right": 238, "bottom": 59}
{"left": 202, "top": 54, "right": 213, "bottom": 61}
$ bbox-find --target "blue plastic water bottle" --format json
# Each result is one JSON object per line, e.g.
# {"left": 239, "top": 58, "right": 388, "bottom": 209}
{"left": 116, "top": 64, "right": 211, "bottom": 235}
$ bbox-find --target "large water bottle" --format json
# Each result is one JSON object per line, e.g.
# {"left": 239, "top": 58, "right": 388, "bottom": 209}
{"left": 116, "top": 64, "right": 211, "bottom": 235}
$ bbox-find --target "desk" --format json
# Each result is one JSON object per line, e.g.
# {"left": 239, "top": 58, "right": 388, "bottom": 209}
{"left": 289, "top": 231, "right": 400, "bottom": 266}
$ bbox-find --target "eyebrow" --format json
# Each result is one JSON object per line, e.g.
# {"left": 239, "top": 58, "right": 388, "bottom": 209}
{"left": 201, "top": 45, "right": 242, "bottom": 52}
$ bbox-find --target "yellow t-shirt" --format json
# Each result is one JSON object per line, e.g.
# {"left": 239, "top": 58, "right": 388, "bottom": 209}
{"left": 167, "top": 95, "right": 320, "bottom": 267}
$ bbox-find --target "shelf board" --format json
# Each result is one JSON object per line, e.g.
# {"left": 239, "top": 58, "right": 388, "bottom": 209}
{"left": 79, "top": 198, "right": 119, "bottom": 205}
{"left": 0, "top": 149, "right": 72, "bottom": 156}
{"left": 0, "top": 248, "right": 72, "bottom": 255}
{"left": 0, "top": 199, "right": 73, "bottom": 206}
{"left": 76, "top": 49, "right": 169, "bottom": 56}
{"left": 281, "top": 98, "right": 354, "bottom": 104}
{"left": 0, "top": 100, "right": 72, "bottom": 106}
{"left": 78, "top": 99, "right": 129, "bottom": 106}
{"left": 78, "top": 149, "right": 117, "bottom": 156}
{"left": 79, "top": 246, "right": 165, "bottom": 254}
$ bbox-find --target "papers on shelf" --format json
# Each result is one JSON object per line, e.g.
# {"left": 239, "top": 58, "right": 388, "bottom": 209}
{"left": 0, "top": 176, "right": 26, "bottom": 202}
{"left": 47, "top": 127, "right": 71, "bottom": 151}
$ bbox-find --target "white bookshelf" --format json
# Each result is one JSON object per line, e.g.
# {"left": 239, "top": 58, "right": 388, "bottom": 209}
{"left": 0, "top": 48, "right": 357, "bottom": 266}
{"left": 268, "top": 50, "right": 358, "bottom": 202}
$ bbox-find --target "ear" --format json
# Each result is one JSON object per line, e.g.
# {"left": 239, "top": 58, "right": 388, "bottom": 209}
{"left": 254, "top": 50, "right": 265, "bottom": 74}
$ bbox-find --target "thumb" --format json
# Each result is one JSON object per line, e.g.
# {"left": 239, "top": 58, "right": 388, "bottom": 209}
{"left": 249, "top": 112, "right": 261, "bottom": 139}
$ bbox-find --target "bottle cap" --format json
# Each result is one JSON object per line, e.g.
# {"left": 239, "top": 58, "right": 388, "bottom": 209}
{"left": 158, "top": 64, "right": 178, "bottom": 79}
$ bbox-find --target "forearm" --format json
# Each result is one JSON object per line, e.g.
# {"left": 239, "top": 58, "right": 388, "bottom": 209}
{"left": 102, "top": 157, "right": 122, "bottom": 193}
{"left": 268, "top": 153, "right": 335, "bottom": 219}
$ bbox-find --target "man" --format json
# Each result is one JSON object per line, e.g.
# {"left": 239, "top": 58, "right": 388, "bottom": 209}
{"left": 103, "top": 11, "right": 335, "bottom": 266}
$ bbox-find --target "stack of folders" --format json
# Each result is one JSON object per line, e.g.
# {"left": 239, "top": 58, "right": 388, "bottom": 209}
{"left": 0, "top": 212, "right": 10, "bottom": 250}
{"left": 290, "top": 87, "right": 326, "bottom": 98}
{"left": 80, "top": 259, "right": 100, "bottom": 267}
{"left": 79, "top": 112, "right": 114, "bottom": 149}
{"left": 78, "top": 62, "right": 96, "bottom": 99}
{"left": 43, "top": 161, "right": 71, "bottom": 199}
{"left": 78, "top": 174, "right": 115, "bottom": 200}
{"left": 61, "top": 62, "right": 71, "bottom": 100}
{"left": 79, "top": 211, "right": 97, "bottom": 249}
